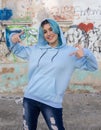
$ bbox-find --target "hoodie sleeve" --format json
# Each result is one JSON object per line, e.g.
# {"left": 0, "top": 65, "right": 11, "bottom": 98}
{"left": 74, "top": 48, "right": 98, "bottom": 71}
{"left": 8, "top": 33, "right": 32, "bottom": 60}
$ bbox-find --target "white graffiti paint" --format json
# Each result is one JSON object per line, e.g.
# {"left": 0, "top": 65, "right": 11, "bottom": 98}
{"left": 88, "top": 25, "right": 101, "bottom": 60}
{"left": 65, "top": 24, "right": 101, "bottom": 61}
{"left": 64, "top": 26, "right": 86, "bottom": 47}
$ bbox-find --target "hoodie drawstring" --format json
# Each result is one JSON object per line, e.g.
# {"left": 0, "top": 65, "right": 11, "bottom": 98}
{"left": 51, "top": 49, "right": 59, "bottom": 62}
{"left": 37, "top": 48, "right": 59, "bottom": 67}
{"left": 37, "top": 49, "right": 48, "bottom": 67}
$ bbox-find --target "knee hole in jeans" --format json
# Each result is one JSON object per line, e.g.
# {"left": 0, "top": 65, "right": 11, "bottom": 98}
{"left": 23, "top": 107, "right": 29, "bottom": 130}
{"left": 23, "top": 120, "right": 29, "bottom": 130}
{"left": 50, "top": 117, "right": 58, "bottom": 130}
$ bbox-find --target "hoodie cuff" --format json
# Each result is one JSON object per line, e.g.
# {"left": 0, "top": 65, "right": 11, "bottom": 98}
{"left": 83, "top": 48, "right": 91, "bottom": 58}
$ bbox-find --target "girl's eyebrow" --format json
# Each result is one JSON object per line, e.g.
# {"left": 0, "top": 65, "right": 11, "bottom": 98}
{"left": 43, "top": 26, "right": 53, "bottom": 32}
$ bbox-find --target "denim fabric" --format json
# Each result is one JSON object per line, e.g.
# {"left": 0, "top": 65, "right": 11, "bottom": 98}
{"left": 23, "top": 97, "right": 65, "bottom": 130}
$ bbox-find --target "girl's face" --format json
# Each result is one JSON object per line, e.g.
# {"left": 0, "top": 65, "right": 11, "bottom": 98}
{"left": 42, "top": 23, "right": 58, "bottom": 47}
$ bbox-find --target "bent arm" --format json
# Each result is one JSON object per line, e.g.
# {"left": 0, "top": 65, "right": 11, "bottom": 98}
{"left": 74, "top": 48, "right": 98, "bottom": 71}
{"left": 8, "top": 33, "right": 32, "bottom": 60}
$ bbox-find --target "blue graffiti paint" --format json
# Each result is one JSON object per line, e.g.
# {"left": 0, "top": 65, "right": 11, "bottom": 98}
{"left": 0, "top": 8, "right": 13, "bottom": 20}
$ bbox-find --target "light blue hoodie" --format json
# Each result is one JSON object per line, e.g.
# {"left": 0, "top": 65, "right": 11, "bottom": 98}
{"left": 8, "top": 18, "right": 98, "bottom": 108}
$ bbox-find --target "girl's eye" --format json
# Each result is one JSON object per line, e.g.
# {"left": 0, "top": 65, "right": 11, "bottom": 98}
{"left": 43, "top": 30, "right": 47, "bottom": 34}
{"left": 49, "top": 27, "right": 53, "bottom": 31}
{"left": 43, "top": 27, "right": 53, "bottom": 34}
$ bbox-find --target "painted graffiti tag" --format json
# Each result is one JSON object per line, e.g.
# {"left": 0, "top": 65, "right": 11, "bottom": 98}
{"left": 74, "top": 6, "right": 101, "bottom": 20}
{"left": 64, "top": 23, "right": 101, "bottom": 61}
{"left": 49, "top": 5, "right": 74, "bottom": 21}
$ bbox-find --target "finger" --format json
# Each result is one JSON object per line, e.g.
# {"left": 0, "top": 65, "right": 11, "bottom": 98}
{"left": 75, "top": 44, "right": 82, "bottom": 49}
{"left": 17, "top": 36, "right": 21, "bottom": 42}
{"left": 69, "top": 46, "right": 79, "bottom": 56}
{"left": 18, "top": 31, "right": 24, "bottom": 36}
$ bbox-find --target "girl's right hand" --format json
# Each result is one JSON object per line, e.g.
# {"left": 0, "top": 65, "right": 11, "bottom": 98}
{"left": 11, "top": 31, "right": 24, "bottom": 43}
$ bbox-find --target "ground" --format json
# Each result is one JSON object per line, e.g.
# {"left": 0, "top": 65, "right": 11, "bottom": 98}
{"left": 0, "top": 92, "right": 101, "bottom": 130}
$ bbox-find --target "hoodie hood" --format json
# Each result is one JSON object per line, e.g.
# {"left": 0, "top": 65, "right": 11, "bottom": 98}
{"left": 37, "top": 18, "right": 66, "bottom": 49}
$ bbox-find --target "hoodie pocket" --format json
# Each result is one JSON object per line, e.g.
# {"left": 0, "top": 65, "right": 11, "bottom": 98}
{"left": 28, "top": 75, "right": 56, "bottom": 99}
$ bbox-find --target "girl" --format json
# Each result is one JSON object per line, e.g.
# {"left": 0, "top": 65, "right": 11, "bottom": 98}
{"left": 9, "top": 18, "right": 98, "bottom": 130}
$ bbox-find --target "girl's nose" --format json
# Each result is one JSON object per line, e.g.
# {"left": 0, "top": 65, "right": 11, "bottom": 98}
{"left": 47, "top": 31, "right": 51, "bottom": 35}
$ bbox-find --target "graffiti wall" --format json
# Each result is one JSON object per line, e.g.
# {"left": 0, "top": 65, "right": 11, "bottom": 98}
{"left": 0, "top": 0, "right": 101, "bottom": 93}
{"left": 64, "top": 23, "right": 101, "bottom": 61}
{"left": 73, "top": 0, "right": 101, "bottom": 25}
{"left": 0, "top": 25, "right": 38, "bottom": 63}
{"left": 0, "top": 0, "right": 101, "bottom": 63}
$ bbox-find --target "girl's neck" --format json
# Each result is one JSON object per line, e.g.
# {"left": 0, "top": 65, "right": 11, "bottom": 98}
{"left": 49, "top": 41, "right": 59, "bottom": 48}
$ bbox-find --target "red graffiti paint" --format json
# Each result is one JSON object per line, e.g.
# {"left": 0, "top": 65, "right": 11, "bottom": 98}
{"left": 78, "top": 23, "right": 94, "bottom": 32}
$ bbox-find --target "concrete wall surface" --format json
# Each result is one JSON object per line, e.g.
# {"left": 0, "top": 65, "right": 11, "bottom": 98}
{"left": 0, "top": 62, "right": 101, "bottom": 94}
{"left": 0, "top": 63, "right": 28, "bottom": 94}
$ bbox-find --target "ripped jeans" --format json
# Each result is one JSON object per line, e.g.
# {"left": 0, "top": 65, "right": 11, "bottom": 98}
{"left": 23, "top": 97, "right": 65, "bottom": 130}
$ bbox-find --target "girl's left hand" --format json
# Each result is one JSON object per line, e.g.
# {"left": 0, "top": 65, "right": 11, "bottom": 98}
{"left": 69, "top": 44, "right": 84, "bottom": 58}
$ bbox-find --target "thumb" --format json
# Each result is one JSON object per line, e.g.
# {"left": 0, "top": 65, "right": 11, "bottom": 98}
{"left": 69, "top": 47, "right": 79, "bottom": 56}
{"left": 75, "top": 44, "right": 82, "bottom": 49}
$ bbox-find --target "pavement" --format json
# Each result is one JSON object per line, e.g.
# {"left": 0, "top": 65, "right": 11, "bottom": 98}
{"left": 0, "top": 92, "right": 101, "bottom": 130}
